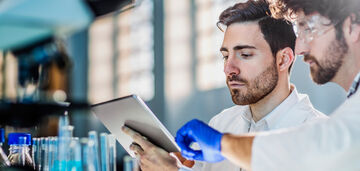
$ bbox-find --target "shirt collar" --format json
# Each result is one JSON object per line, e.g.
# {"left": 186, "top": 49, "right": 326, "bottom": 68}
{"left": 347, "top": 72, "right": 360, "bottom": 98}
{"left": 241, "top": 85, "right": 301, "bottom": 129}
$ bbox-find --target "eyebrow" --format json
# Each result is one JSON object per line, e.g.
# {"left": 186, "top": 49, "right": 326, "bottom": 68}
{"left": 220, "top": 45, "right": 256, "bottom": 52}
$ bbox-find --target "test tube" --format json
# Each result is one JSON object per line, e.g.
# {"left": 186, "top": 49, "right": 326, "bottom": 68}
{"left": 46, "top": 137, "right": 53, "bottom": 171}
{"left": 123, "top": 155, "right": 139, "bottom": 171}
{"left": 58, "top": 112, "right": 69, "bottom": 133}
{"left": 100, "top": 133, "right": 109, "bottom": 171}
{"left": 88, "top": 131, "right": 100, "bottom": 171}
{"left": 58, "top": 125, "right": 74, "bottom": 171}
{"left": 108, "top": 135, "right": 116, "bottom": 171}
{"left": 81, "top": 138, "right": 96, "bottom": 171}
{"left": 19, "top": 136, "right": 27, "bottom": 166}
{"left": 31, "top": 138, "right": 36, "bottom": 167}
{"left": 57, "top": 114, "right": 69, "bottom": 171}
{"left": 53, "top": 137, "right": 59, "bottom": 171}
{"left": 41, "top": 137, "right": 49, "bottom": 171}
{"left": 123, "top": 155, "right": 132, "bottom": 171}
{"left": 48, "top": 137, "right": 58, "bottom": 171}
{"left": 69, "top": 137, "right": 82, "bottom": 171}
{"left": 32, "top": 138, "right": 40, "bottom": 170}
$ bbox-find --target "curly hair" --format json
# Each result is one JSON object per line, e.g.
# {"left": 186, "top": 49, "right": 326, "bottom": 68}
{"left": 268, "top": 0, "right": 360, "bottom": 24}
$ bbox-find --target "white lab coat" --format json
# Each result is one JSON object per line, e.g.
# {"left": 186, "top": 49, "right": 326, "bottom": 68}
{"left": 252, "top": 87, "right": 360, "bottom": 171}
{"left": 192, "top": 86, "right": 328, "bottom": 171}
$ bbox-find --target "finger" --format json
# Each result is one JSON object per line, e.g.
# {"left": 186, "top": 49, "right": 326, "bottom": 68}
{"left": 183, "top": 159, "right": 195, "bottom": 167}
{"left": 171, "top": 152, "right": 186, "bottom": 162}
{"left": 176, "top": 123, "right": 207, "bottom": 161}
{"left": 122, "top": 126, "right": 149, "bottom": 140}
{"left": 173, "top": 151, "right": 194, "bottom": 163}
{"left": 181, "top": 149, "right": 203, "bottom": 161}
{"left": 130, "top": 143, "right": 145, "bottom": 156}
{"left": 170, "top": 152, "right": 194, "bottom": 168}
{"left": 134, "top": 151, "right": 141, "bottom": 159}
{"left": 175, "top": 130, "right": 197, "bottom": 154}
{"left": 122, "top": 126, "right": 152, "bottom": 150}
{"left": 122, "top": 125, "right": 139, "bottom": 137}
{"left": 181, "top": 149, "right": 194, "bottom": 158}
{"left": 190, "top": 150, "right": 204, "bottom": 161}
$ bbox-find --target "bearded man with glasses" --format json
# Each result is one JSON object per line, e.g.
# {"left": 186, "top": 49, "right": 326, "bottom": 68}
{"left": 175, "top": 0, "right": 360, "bottom": 170}
{"left": 292, "top": 13, "right": 351, "bottom": 86}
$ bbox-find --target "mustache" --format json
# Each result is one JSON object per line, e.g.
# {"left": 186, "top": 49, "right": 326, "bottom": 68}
{"left": 303, "top": 54, "right": 320, "bottom": 65}
{"left": 227, "top": 75, "right": 248, "bottom": 83}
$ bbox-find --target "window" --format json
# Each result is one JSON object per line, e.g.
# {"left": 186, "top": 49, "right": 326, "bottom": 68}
{"left": 0, "top": 52, "right": 18, "bottom": 99}
{"left": 89, "top": 0, "right": 155, "bottom": 103}
{"left": 164, "top": 0, "right": 193, "bottom": 100}
{"left": 164, "top": 0, "right": 241, "bottom": 98}
{"left": 195, "top": 0, "right": 240, "bottom": 91}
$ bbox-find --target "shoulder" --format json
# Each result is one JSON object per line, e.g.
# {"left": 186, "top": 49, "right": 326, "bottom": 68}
{"left": 272, "top": 93, "right": 328, "bottom": 129}
{"left": 305, "top": 108, "right": 328, "bottom": 120}
{"left": 331, "top": 90, "right": 360, "bottom": 118}
{"left": 290, "top": 93, "right": 328, "bottom": 122}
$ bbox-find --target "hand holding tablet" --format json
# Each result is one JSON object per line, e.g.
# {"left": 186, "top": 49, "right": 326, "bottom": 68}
{"left": 91, "top": 95, "right": 180, "bottom": 158}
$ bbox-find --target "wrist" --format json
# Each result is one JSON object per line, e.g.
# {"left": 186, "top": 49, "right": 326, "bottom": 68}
{"left": 220, "top": 133, "right": 230, "bottom": 157}
{"left": 220, "top": 134, "right": 254, "bottom": 170}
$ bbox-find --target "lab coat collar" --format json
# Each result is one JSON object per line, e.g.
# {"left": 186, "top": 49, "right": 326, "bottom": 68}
{"left": 347, "top": 72, "right": 360, "bottom": 98}
{"left": 241, "top": 85, "right": 303, "bottom": 129}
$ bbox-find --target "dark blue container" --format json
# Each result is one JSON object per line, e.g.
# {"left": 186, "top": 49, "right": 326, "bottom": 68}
{"left": 0, "top": 129, "right": 4, "bottom": 143}
{"left": 8, "top": 133, "right": 31, "bottom": 145}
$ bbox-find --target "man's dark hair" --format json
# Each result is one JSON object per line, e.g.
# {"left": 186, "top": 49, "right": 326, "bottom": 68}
{"left": 218, "top": 0, "right": 296, "bottom": 73}
{"left": 268, "top": 0, "right": 360, "bottom": 39}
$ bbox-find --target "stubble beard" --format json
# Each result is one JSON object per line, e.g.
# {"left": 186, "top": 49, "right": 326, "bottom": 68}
{"left": 228, "top": 63, "right": 279, "bottom": 105}
{"left": 305, "top": 35, "right": 348, "bottom": 84}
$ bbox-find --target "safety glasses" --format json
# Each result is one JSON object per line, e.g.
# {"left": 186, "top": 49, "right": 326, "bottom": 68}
{"left": 292, "top": 14, "right": 340, "bottom": 43}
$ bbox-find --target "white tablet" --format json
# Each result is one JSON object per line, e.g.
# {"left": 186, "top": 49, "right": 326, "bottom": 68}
{"left": 91, "top": 94, "right": 180, "bottom": 157}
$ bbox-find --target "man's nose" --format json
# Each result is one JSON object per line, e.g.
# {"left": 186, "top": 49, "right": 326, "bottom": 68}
{"left": 295, "top": 37, "right": 311, "bottom": 56}
{"left": 224, "top": 57, "right": 240, "bottom": 77}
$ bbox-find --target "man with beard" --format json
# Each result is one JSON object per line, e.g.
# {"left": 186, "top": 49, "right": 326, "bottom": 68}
{"left": 122, "top": 1, "right": 326, "bottom": 170}
{"left": 175, "top": 0, "right": 360, "bottom": 170}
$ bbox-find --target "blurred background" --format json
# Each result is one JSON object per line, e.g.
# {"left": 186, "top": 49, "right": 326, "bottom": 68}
{"left": 0, "top": 0, "right": 348, "bottom": 170}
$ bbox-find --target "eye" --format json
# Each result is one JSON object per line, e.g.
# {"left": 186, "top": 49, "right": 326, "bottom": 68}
{"left": 236, "top": 53, "right": 253, "bottom": 59}
{"left": 222, "top": 55, "right": 228, "bottom": 61}
{"left": 304, "top": 27, "right": 312, "bottom": 34}
{"left": 241, "top": 53, "right": 252, "bottom": 57}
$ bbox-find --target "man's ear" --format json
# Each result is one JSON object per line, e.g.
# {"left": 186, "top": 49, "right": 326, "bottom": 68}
{"left": 276, "top": 47, "right": 295, "bottom": 72}
{"left": 344, "top": 14, "right": 360, "bottom": 43}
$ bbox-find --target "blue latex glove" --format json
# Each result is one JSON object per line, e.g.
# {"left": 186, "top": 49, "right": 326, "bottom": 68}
{"left": 175, "top": 119, "right": 224, "bottom": 162}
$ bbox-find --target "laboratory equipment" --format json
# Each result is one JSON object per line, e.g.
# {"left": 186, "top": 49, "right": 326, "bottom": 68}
{"left": 7, "top": 133, "right": 34, "bottom": 167}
